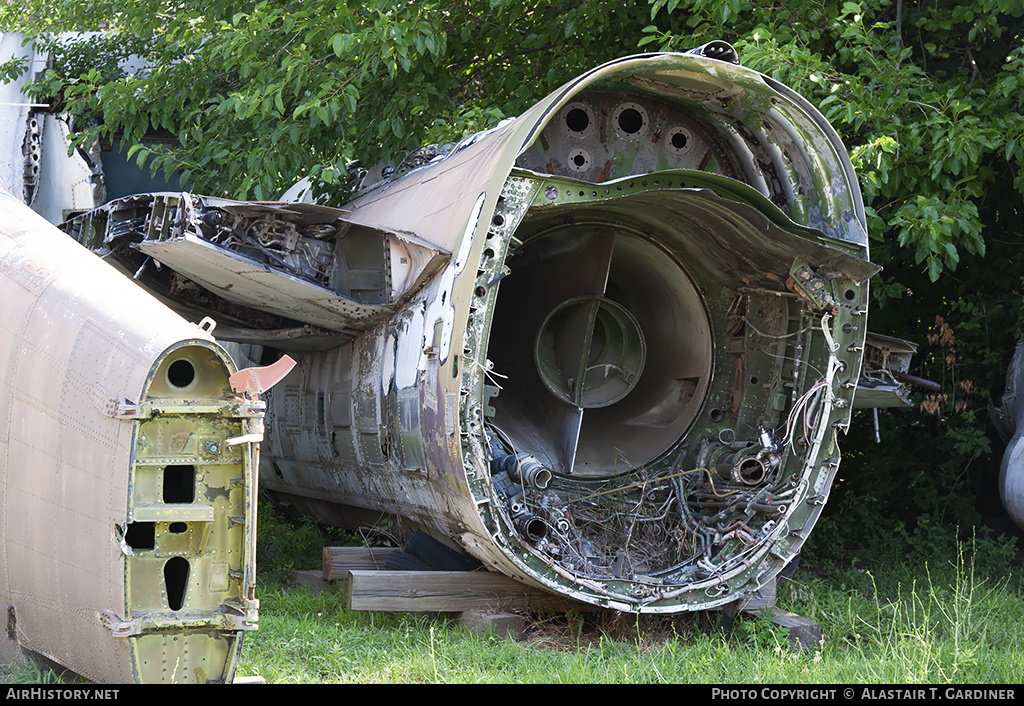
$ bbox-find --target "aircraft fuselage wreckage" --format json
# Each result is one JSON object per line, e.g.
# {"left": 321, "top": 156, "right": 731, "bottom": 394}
{"left": 60, "top": 45, "right": 885, "bottom": 614}
{"left": 3, "top": 44, "right": 903, "bottom": 680}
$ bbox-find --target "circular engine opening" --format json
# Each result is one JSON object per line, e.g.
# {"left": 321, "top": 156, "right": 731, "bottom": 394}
{"left": 488, "top": 223, "right": 712, "bottom": 479}
{"left": 535, "top": 296, "right": 646, "bottom": 409}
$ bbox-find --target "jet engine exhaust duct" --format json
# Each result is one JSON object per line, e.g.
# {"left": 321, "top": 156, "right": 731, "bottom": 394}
{"left": 256, "top": 49, "right": 876, "bottom": 611}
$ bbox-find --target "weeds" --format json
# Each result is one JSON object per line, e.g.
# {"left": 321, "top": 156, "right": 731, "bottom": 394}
{"left": 771, "top": 536, "right": 1023, "bottom": 685}
{"left": 255, "top": 498, "right": 366, "bottom": 584}
{"left": 1, "top": 656, "right": 82, "bottom": 685}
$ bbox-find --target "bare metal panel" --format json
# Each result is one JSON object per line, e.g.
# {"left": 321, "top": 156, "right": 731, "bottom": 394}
{"left": 64, "top": 192, "right": 447, "bottom": 341}
{"left": 0, "top": 34, "right": 99, "bottom": 223}
{"left": 137, "top": 234, "right": 390, "bottom": 331}
{"left": 998, "top": 343, "right": 1024, "bottom": 531}
{"left": 0, "top": 33, "right": 46, "bottom": 200}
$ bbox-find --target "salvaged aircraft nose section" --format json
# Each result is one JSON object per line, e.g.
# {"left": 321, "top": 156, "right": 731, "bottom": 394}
{"left": 62, "top": 47, "right": 877, "bottom": 612}
{"left": 0, "top": 186, "right": 265, "bottom": 681}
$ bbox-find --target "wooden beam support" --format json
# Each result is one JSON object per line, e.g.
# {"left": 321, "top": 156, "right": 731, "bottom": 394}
{"left": 345, "top": 569, "right": 589, "bottom": 613}
{"left": 769, "top": 608, "right": 823, "bottom": 651}
{"left": 322, "top": 545, "right": 777, "bottom": 617}
{"left": 322, "top": 546, "right": 397, "bottom": 581}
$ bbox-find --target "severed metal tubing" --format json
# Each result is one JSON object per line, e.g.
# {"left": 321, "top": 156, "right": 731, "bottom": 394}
{"left": 491, "top": 452, "right": 553, "bottom": 489}
{"left": 891, "top": 369, "right": 942, "bottom": 392}
{"left": 514, "top": 513, "right": 549, "bottom": 542}
{"left": 736, "top": 457, "right": 767, "bottom": 485}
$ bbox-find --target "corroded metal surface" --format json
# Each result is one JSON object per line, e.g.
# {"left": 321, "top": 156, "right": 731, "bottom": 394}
{"left": 36, "top": 48, "right": 878, "bottom": 614}
{"left": 252, "top": 49, "right": 877, "bottom": 611}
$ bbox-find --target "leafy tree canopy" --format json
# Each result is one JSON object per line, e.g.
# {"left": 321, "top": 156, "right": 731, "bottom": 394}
{"left": 2, "top": 0, "right": 1020, "bottom": 281}
{"left": 3, "top": 0, "right": 1024, "bottom": 552}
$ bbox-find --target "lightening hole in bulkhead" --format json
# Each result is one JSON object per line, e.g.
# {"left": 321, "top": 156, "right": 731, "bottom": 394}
{"left": 565, "top": 107, "right": 591, "bottom": 133}
{"left": 124, "top": 522, "right": 155, "bottom": 550}
{"left": 666, "top": 127, "right": 694, "bottom": 155}
{"left": 163, "top": 465, "right": 196, "bottom": 503}
{"left": 167, "top": 358, "right": 196, "bottom": 389}
{"left": 567, "top": 149, "right": 591, "bottom": 173}
{"left": 164, "top": 557, "right": 190, "bottom": 611}
{"left": 617, "top": 108, "right": 644, "bottom": 135}
{"left": 169, "top": 522, "right": 188, "bottom": 534}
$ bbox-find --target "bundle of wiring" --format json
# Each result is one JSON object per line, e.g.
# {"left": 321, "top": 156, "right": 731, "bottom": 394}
{"left": 780, "top": 312, "right": 841, "bottom": 452}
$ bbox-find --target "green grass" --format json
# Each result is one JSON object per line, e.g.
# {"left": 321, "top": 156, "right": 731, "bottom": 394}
{"left": 2, "top": 654, "right": 85, "bottom": 685}
{"left": 6, "top": 501, "right": 1020, "bottom": 683}
{"left": 237, "top": 539, "right": 1024, "bottom": 684}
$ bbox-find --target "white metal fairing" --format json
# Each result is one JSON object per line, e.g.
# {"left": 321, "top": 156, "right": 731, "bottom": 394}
{"left": 0, "top": 34, "right": 100, "bottom": 223}
{"left": 999, "top": 342, "right": 1024, "bottom": 530}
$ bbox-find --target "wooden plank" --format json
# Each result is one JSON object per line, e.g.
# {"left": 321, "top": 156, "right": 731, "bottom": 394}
{"left": 345, "top": 570, "right": 589, "bottom": 613}
{"left": 327, "top": 547, "right": 776, "bottom": 616}
{"left": 457, "top": 612, "right": 527, "bottom": 639}
{"left": 769, "top": 608, "right": 823, "bottom": 651}
{"left": 322, "top": 546, "right": 397, "bottom": 581}
{"left": 293, "top": 569, "right": 332, "bottom": 590}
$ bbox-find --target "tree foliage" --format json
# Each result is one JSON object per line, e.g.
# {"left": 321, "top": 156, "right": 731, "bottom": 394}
{"left": 3, "top": 0, "right": 655, "bottom": 201}
{"left": 4, "top": 0, "right": 1020, "bottom": 271}
{"left": 4, "top": 0, "right": 1024, "bottom": 552}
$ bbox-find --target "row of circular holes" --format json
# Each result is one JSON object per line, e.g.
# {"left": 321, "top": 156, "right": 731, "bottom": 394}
{"left": 544, "top": 177, "right": 689, "bottom": 201}
{"left": 562, "top": 102, "right": 693, "bottom": 157}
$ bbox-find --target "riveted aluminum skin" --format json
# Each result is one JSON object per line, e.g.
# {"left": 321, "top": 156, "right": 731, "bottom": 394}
{"left": 35, "top": 50, "right": 876, "bottom": 614}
